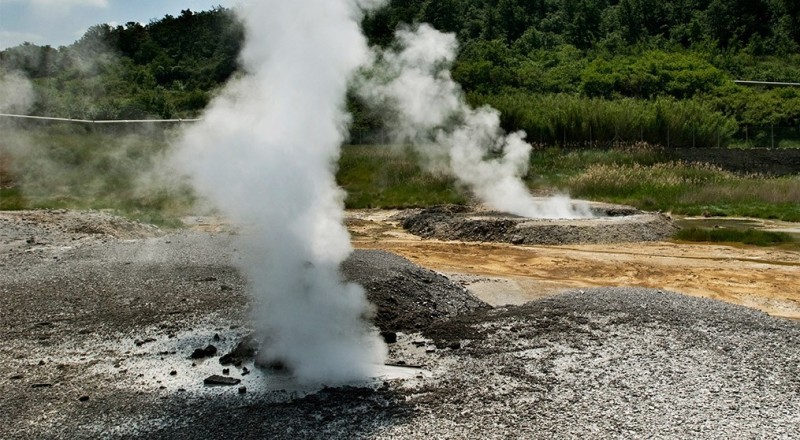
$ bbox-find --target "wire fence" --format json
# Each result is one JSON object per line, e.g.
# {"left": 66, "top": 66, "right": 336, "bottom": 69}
{"left": 351, "top": 126, "right": 800, "bottom": 149}
{"left": 3, "top": 114, "right": 800, "bottom": 149}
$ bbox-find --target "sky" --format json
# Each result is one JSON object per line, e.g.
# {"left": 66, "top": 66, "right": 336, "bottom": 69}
{"left": 0, "top": 0, "right": 236, "bottom": 50}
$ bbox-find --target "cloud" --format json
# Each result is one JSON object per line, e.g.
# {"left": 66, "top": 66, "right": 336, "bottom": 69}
{"left": 1, "top": 0, "right": 109, "bottom": 7}
{"left": 0, "top": 30, "right": 45, "bottom": 48}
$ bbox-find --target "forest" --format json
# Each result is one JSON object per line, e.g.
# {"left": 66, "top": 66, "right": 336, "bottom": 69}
{"left": 3, "top": 1, "right": 800, "bottom": 147}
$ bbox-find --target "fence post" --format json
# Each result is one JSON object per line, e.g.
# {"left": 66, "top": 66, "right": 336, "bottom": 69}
{"left": 771, "top": 124, "right": 775, "bottom": 149}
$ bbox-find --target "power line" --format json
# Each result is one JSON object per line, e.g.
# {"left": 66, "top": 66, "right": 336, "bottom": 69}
{"left": 0, "top": 113, "right": 202, "bottom": 123}
{"left": 734, "top": 80, "right": 800, "bottom": 87}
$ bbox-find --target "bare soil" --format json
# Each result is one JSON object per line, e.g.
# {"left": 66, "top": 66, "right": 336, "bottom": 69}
{"left": 2, "top": 209, "right": 799, "bottom": 439}
{"left": 348, "top": 209, "right": 800, "bottom": 320}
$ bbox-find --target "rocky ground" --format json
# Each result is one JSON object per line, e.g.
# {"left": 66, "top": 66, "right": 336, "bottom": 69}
{"left": 1, "top": 210, "right": 799, "bottom": 439}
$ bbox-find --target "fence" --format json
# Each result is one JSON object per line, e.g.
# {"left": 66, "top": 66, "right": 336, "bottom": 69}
{"left": 3, "top": 114, "right": 800, "bottom": 150}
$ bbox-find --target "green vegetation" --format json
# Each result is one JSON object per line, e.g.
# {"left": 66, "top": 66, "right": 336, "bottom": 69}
{"left": 340, "top": 145, "right": 800, "bottom": 222}
{"left": 3, "top": 2, "right": 800, "bottom": 147}
{"left": 338, "top": 146, "right": 468, "bottom": 208}
{"left": 1, "top": 3, "right": 799, "bottom": 232}
{"left": 0, "top": 8, "right": 242, "bottom": 120}
{"left": 0, "top": 124, "right": 193, "bottom": 226}
{"left": 674, "top": 227, "right": 796, "bottom": 247}
{"left": 538, "top": 155, "right": 800, "bottom": 221}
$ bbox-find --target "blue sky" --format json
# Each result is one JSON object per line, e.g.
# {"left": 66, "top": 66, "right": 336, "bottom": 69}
{"left": 0, "top": 0, "right": 236, "bottom": 50}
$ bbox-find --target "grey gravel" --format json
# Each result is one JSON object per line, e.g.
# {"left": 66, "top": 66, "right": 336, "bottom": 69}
{"left": 1, "top": 210, "right": 798, "bottom": 439}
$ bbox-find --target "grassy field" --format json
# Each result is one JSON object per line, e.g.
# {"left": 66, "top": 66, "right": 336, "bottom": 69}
{"left": 2, "top": 125, "right": 799, "bottom": 233}
{"left": 0, "top": 125, "right": 193, "bottom": 227}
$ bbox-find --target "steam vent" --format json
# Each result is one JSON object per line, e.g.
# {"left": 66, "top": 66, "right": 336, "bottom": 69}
{"left": 401, "top": 202, "right": 677, "bottom": 245}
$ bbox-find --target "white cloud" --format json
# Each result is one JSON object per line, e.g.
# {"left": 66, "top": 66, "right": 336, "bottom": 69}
{"left": 28, "top": 0, "right": 108, "bottom": 7}
{"left": 0, "top": 30, "right": 45, "bottom": 48}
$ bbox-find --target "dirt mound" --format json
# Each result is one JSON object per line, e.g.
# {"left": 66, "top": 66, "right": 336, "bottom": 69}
{"left": 342, "top": 249, "right": 490, "bottom": 332}
{"left": 401, "top": 204, "right": 677, "bottom": 245}
{"left": 0, "top": 210, "right": 163, "bottom": 254}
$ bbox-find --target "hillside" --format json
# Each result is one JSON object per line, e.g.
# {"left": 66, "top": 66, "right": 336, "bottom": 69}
{"left": 2, "top": 2, "right": 800, "bottom": 147}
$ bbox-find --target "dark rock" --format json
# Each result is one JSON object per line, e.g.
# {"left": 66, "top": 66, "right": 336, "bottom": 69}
{"left": 134, "top": 338, "right": 157, "bottom": 347}
{"left": 222, "top": 368, "right": 230, "bottom": 375}
{"left": 78, "top": 395, "right": 89, "bottom": 402}
{"left": 190, "top": 349, "right": 207, "bottom": 359}
{"left": 220, "top": 334, "right": 259, "bottom": 366}
{"left": 242, "top": 367, "right": 250, "bottom": 376}
{"left": 380, "top": 331, "right": 398, "bottom": 344}
{"left": 220, "top": 285, "right": 233, "bottom": 291}
{"left": 213, "top": 333, "right": 221, "bottom": 342}
{"left": 169, "top": 370, "right": 177, "bottom": 376}
{"left": 197, "top": 276, "right": 217, "bottom": 282}
{"left": 30, "top": 383, "right": 52, "bottom": 388}
{"left": 204, "top": 375, "right": 241, "bottom": 386}
{"left": 238, "top": 386, "right": 247, "bottom": 394}
{"left": 190, "top": 345, "right": 218, "bottom": 359}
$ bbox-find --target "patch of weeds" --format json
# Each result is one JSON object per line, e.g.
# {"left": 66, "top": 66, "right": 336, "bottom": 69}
{"left": 674, "top": 227, "right": 795, "bottom": 247}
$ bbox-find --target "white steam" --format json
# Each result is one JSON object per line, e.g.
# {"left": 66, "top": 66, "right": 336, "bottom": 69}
{"left": 0, "top": 72, "right": 34, "bottom": 114}
{"left": 173, "top": 0, "right": 386, "bottom": 384}
{"left": 358, "top": 24, "right": 592, "bottom": 219}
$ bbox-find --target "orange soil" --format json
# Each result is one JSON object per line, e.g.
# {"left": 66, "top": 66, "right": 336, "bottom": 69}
{"left": 347, "top": 210, "right": 800, "bottom": 320}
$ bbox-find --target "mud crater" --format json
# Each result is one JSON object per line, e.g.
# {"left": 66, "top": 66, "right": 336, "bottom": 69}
{"left": 401, "top": 202, "right": 677, "bottom": 245}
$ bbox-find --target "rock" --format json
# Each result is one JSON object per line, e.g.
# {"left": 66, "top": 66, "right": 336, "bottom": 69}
{"left": 30, "top": 383, "right": 52, "bottom": 388}
{"left": 380, "top": 331, "right": 398, "bottom": 344}
{"left": 134, "top": 338, "right": 157, "bottom": 347}
{"left": 204, "top": 375, "right": 241, "bottom": 386}
{"left": 190, "top": 349, "right": 207, "bottom": 359}
{"left": 220, "top": 335, "right": 259, "bottom": 366}
{"left": 190, "top": 345, "right": 218, "bottom": 359}
{"left": 238, "top": 386, "right": 247, "bottom": 394}
{"left": 242, "top": 367, "right": 250, "bottom": 376}
{"left": 222, "top": 368, "right": 230, "bottom": 375}
{"left": 169, "top": 370, "right": 177, "bottom": 376}
{"left": 78, "top": 395, "right": 89, "bottom": 402}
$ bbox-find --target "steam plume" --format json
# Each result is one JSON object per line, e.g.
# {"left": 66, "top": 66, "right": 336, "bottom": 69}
{"left": 173, "top": 1, "right": 386, "bottom": 384}
{"left": 358, "top": 25, "right": 592, "bottom": 219}
{"left": 0, "top": 72, "right": 34, "bottom": 114}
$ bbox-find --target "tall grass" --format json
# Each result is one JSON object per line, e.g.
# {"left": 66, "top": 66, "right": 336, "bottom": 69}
{"left": 338, "top": 145, "right": 468, "bottom": 208}
{"left": 565, "top": 161, "right": 800, "bottom": 220}
{"left": 471, "top": 93, "right": 737, "bottom": 148}
{"left": 0, "top": 123, "right": 194, "bottom": 226}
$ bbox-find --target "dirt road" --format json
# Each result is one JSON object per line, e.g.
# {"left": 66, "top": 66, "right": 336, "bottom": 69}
{"left": 347, "top": 210, "right": 800, "bottom": 320}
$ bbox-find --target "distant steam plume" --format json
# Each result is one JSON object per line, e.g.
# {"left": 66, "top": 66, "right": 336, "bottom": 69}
{"left": 358, "top": 24, "right": 592, "bottom": 219}
{"left": 0, "top": 72, "right": 34, "bottom": 114}
{"left": 173, "top": 0, "right": 386, "bottom": 384}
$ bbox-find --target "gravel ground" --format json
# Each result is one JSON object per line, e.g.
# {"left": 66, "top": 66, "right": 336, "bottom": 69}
{"left": 402, "top": 204, "right": 678, "bottom": 245}
{"left": 1, "top": 210, "right": 799, "bottom": 439}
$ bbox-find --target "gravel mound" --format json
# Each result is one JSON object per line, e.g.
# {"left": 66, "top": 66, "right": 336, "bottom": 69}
{"left": 0, "top": 209, "right": 163, "bottom": 255}
{"left": 342, "top": 249, "right": 490, "bottom": 332}
{"left": 401, "top": 287, "right": 800, "bottom": 439}
{"left": 402, "top": 204, "right": 677, "bottom": 245}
